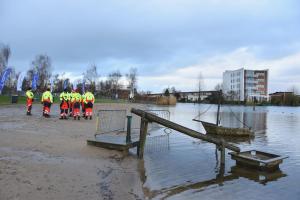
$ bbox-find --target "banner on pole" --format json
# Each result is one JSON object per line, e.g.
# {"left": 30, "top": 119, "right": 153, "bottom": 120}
{"left": 0, "top": 68, "right": 12, "bottom": 93}
{"left": 17, "top": 71, "right": 26, "bottom": 91}
{"left": 32, "top": 73, "right": 39, "bottom": 90}
{"left": 50, "top": 77, "right": 54, "bottom": 92}
{"left": 63, "top": 79, "right": 68, "bottom": 90}
{"left": 82, "top": 80, "right": 85, "bottom": 93}
{"left": 73, "top": 82, "right": 77, "bottom": 91}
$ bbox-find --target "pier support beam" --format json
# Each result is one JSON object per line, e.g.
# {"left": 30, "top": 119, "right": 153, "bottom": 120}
{"left": 126, "top": 115, "right": 132, "bottom": 143}
{"left": 219, "top": 139, "right": 226, "bottom": 166}
{"left": 137, "top": 116, "right": 148, "bottom": 159}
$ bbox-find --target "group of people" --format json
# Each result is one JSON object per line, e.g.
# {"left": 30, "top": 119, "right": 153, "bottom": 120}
{"left": 25, "top": 87, "right": 95, "bottom": 120}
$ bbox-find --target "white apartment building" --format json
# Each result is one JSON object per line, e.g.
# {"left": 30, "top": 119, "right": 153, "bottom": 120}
{"left": 223, "top": 68, "right": 268, "bottom": 102}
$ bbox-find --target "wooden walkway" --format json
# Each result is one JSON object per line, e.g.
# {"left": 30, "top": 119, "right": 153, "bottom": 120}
{"left": 87, "top": 134, "right": 139, "bottom": 153}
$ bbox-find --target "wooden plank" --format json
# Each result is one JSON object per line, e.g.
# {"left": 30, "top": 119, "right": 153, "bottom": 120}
{"left": 131, "top": 108, "right": 240, "bottom": 152}
{"left": 87, "top": 137, "right": 139, "bottom": 151}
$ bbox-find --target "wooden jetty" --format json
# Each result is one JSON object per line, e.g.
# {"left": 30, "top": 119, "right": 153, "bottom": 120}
{"left": 130, "top": 108, "right": 240, "bottom": 166}
{"left": 88, "top": 108, "right": 240, "bottom": 165}
{"left": 87, "top": 115, "right": 139, "bottom": 154}
{"left": 88, "top": 108, "right": 287, "bottom": 170}
{"left": 87, "top": 135, "right": 139, "bottom": 154}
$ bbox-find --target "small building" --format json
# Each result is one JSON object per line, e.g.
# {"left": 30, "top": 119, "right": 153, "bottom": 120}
{"left": 147, "top": 91, "right": 217, "bottom": 102}
{"left": 269, "top": 92, "right": 294, "bottom": 102}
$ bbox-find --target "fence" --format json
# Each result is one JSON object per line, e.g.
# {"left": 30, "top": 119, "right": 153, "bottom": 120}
{"left": 95, "top": 109, "right": 171, "bottom": 136}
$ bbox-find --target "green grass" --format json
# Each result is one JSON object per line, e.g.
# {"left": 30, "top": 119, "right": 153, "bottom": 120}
{"left": 0, "top": 95, "right": 128, "bottom": 105}
{"left": 95, "top": 98, "right": 128, "bottom": 103}
{"left": 0, "top": 95, "right": 27, "bottom": 105}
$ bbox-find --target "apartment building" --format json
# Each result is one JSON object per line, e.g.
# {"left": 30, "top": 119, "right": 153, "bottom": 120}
{"left": 223, "top": 68, "right": 268, "bottom": 102}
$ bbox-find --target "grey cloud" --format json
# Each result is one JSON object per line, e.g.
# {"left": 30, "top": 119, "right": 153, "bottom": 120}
{"left": 0, "top": 0, "right": 300, "bottom": 91}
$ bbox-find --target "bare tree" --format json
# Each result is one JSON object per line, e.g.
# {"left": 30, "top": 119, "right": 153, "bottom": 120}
{"left": 108, "top": 70, "right": 122, "bottom": 96}
{"left": 83, "top": 64, "right": 99, "bottom": 85}
{"left": 289, "top": 85, "right": 299, "bottom": 94}
{"left": 6, "top": 67, "right": 17, "bottom": 91}
{"left": 214, "top": 83, "right": 223, "bottom": 91}
{"left": 171, "top": 86, "right": 181, "bottom": 100}
{"left": 197, "top": 72, "right": 204, "bottom": 102}
{"left": 31, "top": 54, "right": 52, "bottom": 90}
{"left": 126, "top": 67, "right": 137, "bottom": 92}
{"left": 83, "top": 64, "right": 99, "bottom": 92}
{"left": 0, "top": 44, "right": 11, "bottom": 74}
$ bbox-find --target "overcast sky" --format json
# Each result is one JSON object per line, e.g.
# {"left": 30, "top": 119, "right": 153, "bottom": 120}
{"left": 1, "top": 0, "right": 300, "bottom": 93}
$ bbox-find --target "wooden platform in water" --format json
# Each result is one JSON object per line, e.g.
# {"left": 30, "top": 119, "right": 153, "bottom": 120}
{"left": 87, "top": 135, "right": 139, "bottom": 153}
{"left": 229, "top": 150, "right": 288, "bottom": 172}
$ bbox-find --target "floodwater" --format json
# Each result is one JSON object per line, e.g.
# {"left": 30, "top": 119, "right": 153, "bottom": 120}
{"left": 140, "top": 103, "right": 300, "bottom": 200}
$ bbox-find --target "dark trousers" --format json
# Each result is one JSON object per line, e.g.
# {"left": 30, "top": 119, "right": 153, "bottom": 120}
{"left": 60, "top": 109, "right": 68, "bottom": 115}
{"left": 27, "top": 105, "right": 32, "bottom": 113}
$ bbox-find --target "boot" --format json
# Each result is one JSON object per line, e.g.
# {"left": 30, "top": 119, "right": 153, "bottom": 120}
{"left": 90, "top": 116, "right": 92, "bottom": 120}
{"left": 78, "top": 116, "right": 80, "bottom": 120}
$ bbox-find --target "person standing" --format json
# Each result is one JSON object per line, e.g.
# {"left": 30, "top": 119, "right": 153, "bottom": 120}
{"left": 59, "top": 89, "right": 69, "bottom": 119}
{"left": 41, "top": 88, "right": 53, "bottom": 118}
{"left": 83, "top": 89, "right": 95, "bottom": 120}
{"left": 72, "top": 89, "right": 81, "bottom": 120}
{"left": 81, "top": 92, "right": 86, "bottom": 117}
{"left": 25, "top": 87, "right": 34, "bottom": 115}
{"left": 69, "top": 90, "right": 76, "bottom": 117}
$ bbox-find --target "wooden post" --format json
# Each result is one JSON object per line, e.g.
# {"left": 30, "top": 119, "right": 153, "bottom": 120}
{"left": 220, "top": 140, "right": 225, "bottom": 166}
{"left": 137, "top": 116, "right": 148, "bottom": 159}
{"left": 216, "top": 90, "right": 222, "bottom": 126}
{"left": 96, "top": 113, "right": 100, "bottom": 132}
{"left": 126, "top": 115, "right": 132, "bottom": 143}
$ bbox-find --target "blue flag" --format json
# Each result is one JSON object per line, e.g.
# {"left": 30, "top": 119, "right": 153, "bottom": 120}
{"left": 63, "top": 79, "right": 68, "bottom": 90}
{"left": 32, "top": 73, "right": 39, "bottom": 90}
{"left": 0, "top": 68, "right": 12, "bottom": 93}
{"left": 50, "top": 77, "right": 54, "bottom": 92}
{"left": 82, "top": 80, "right": 85, "bottom": 93}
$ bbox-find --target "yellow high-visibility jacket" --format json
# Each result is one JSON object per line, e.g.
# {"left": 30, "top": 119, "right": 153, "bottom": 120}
{"left": 60, "top": 92, "right": 69, "bottom": 102}
{"left": 71, "top": 92, "right": 81, "bottom": 103}
{"left": 26, "top": 90, "right": 34, "bottom": 99}
{"left": 84, "top": 92, "right": 95, "bottom": 104}
{"left": 70, "top": 92, "right": 76, "bottom": 102}
{"left": 41, "top": 91, "right": 53, "bottom": 103}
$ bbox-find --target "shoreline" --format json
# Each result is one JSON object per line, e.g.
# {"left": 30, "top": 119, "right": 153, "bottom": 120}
{"left": 0, "top": 103, "right": 146, "bottom": 200}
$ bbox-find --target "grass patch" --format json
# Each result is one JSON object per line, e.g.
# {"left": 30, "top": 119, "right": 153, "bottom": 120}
{"left": 0, "top": 95, "right": 128, "bottom": 105}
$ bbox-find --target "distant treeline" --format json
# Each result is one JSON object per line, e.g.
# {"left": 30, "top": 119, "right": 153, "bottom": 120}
{"left": 177, "top": 92, "right": 300, "bottom": 106}
{"left": 0, "top": 43, "right": 138, "bottom": 97}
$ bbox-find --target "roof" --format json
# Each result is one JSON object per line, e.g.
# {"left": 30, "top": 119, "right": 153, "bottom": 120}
{"left": 269, "top": 92, "right": 293, "bottom": 95}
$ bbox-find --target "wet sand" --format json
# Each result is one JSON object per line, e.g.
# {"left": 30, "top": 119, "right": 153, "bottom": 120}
{"left": 0, "top": 104, "right": 145, "bottom": 200}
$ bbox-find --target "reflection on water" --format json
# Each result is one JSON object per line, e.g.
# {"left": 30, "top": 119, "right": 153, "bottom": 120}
{"left": 140, "top": 103, "right": 300, "bottom": 200}
{"left": 141, "top": 164, "right": 287, "bottom": 200}
{"left": 197, "top": 105, "right": 268, "bottom": 133}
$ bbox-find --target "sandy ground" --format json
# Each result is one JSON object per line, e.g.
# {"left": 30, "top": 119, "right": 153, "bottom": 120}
{"left": 0, "top": 103, "right": 146, "bottom": 200}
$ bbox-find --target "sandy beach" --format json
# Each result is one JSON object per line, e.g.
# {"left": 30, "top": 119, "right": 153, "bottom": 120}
{"left": 0, "top": 103, "right": 145, "bottom": 200}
